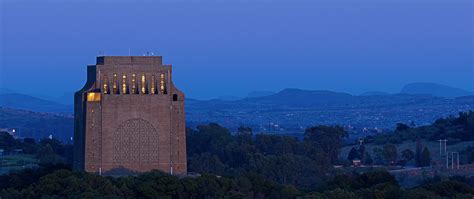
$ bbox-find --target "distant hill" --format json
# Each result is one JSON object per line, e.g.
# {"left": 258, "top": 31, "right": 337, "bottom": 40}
{"left": 187, "top": 88, "right": 474, "bottom": 133}
{"left": 360, "top": 91, "right": 390, "bottom": 96}
{"left": 400, "top": 82, "right": 473, "bottom": 98}
{"left": 0, "top": 107, "right": 73, "bottom": 142}
{"left": 245, "top": 88, "right": 354, "bottom": 106}
{"left": 0, "top": 93, "right": 72, "bottom": 113}
{"left": 1, "top": 87, "right": 473, "bottom": 138}
{"left": 217, "top": 95, "right": 241, "bottom": 101}
{"left": 36, "top": 92, "right": 75, "bottom": 105}
{"left": 0, "top": 88, "right": 16, "bottom": 95}
{"left": 246, "top": 91, "right": 276, "bottom": 98}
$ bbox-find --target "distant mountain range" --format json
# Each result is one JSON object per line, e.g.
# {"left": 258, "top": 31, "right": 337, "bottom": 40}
{"left": 0, "top": 87, "right": 74, "bottom": 106}
{"left": 0, "top": 93, "right": 72, "bottom": 113}
{"left": 0, "top": 88, "right": 16, "bottom": 95}
{"left": 242, "top": 88, "right": 353, "bottom": 107}
{"left": 216, "top": 91, "right": 276, "bottom": 101}
{"left": 186, "top": 88, "right": 473, "bottom": 135}
{"left": 246, "top": 91, "right": 276, "bottom": 98}
{"left": 359, "top": 91, "right": 390, "bottom": 96}
{"left": 0, "top": 83, "right": 473, "bottom": 140}
{"left": 400, "top": 82, "right": 473, "bottom": 98}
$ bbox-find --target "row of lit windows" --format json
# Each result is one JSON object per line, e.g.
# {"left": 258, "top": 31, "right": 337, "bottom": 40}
{"left": 102, "top": 73, "right": 167, "bottom": 95}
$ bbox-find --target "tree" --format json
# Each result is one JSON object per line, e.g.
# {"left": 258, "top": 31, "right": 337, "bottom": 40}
{"left": 237, "top": 126, "right": 252, "bottom": 136}
{"left": 236, "top": 126, "right": 253, "bottom": 146}
{"left": 383, "top": 144, "right": 398, "bottom": 165}
{"left": 0, "top": 131, "right": 17, "bottom": 152}
{"left": 347, "top": 147, "right": 360, "bottom": 161}
{"left": 396, "top": 123, "right": 410, "bottom": 132}
{"left": 421, "top": 147, "right": 431, "bottom": 167}
{"left": 187, "top": 123, "right": 233, "bottom": 156}
{"left": 359, "top": 144, "right": 366, "bottom": 163}
{"left": 304, "top": 125, "right": 348, "bottom": 164}
{"left": 363, "top": 152, "right": 373, "bottom": 165}
{"left": 415, "top": 139, "right": 423, "bottom": 167}
{"left": 401, "top": 149, "right": 415, "bottom": 163}
{"left": 373, "top": 148, "right": 385, "bottom": 165}
{"left": 22, "top": 138, "right": 38, "bottom": 154}
{"left": 36, "top": 144, "right": 64, "bottom": 166}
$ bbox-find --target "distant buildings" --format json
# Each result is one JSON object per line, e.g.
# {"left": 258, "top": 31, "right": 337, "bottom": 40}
{"left": 74, "top": 56, "right": 186, "bottom": 175}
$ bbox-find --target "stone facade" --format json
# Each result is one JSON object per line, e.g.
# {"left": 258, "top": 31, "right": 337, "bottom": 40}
{"left": 73, "top": 56, "right": 186, "bottom": 175}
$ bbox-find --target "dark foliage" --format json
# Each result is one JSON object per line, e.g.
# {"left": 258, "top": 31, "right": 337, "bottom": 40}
{"left": 0, "top": 131, "right": 72, "bottom": 166}
{"left": 2, "top": 165, "right": 473, "bottom": 198}
{"left": 0, "top": 167, "right": 295, "bottom": 199}
{"left": 364, "top": 111, "right": 474, "bottom": 145}
{"left": 187, "top": 124, "right": 345, "bottom": 188}
{"left": 348, "top": 147, "right": 361, "bottom": 161}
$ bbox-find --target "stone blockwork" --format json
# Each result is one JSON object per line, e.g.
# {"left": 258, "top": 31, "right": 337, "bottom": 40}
{"left": 74, "top": 56, "right": 186, "bottom": 175}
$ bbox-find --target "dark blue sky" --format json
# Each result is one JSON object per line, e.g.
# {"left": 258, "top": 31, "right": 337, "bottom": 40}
{"left": 1, "top": 0, "right": 473, "bottom": 99}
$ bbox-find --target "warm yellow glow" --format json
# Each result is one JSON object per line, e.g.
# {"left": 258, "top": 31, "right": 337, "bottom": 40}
{"left": 87, "top": 92, "right": 101, "bottom": 102}
{"left": 122, "top": 74, "right": 127, "bottom": 94}
{"left": 131, "top": 73, "right": 137, "bottom": 94}
{"left": 103, "top": 75, "right": 108, "bottom": 94}
{"left": 160, "top": 73, "right": 166, "bottom": 94}
{"left": 141, "top": 74, "right": 146, "bottom": 94}
{"left": 151, "top": 75, "right": 156, "bottom": 94}
{"left": 113, "top": 73, "right": 118, "bottom": 94}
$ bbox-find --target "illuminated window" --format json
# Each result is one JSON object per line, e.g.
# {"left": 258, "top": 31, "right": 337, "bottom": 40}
{"left": 131, "top": 73, "right": 137, "bottom": 94}
{"left": 160, "top": 73, "right": 167, "bottom": 94}
{"left": 150, "top": 75, "right": 156, "bottom": 94}
{"left": 87, "top": 92, "right": 101, "bottom": 102}
{"left": 102, "top": 75, "right": 109, "bottom": 94}
{"left": 122, "top": 74, "right": 128, "bottom": 94}
{"left": 113, "top": 73, "right": 118, "bottom": 94}
{"left": 141, "top": 74, "right": 147, "bottom": 94}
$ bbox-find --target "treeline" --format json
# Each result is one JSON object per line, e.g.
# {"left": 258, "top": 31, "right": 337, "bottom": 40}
{"left": 187, "top": 124, "right": 347, "bottom": 188}
{"left": 1, "top": 166, "right": 474, "bottom": 198}
{"left": 0, "top": 122, "right": 473, "bottom": 197}
{"left": 0, "top": 166, "right": 298, "bottom": 198}
{"left": 364, "top": 111, "right": 474, "bottom": 145}
{"left": 0, "top": 131, "right": 72, "bottom": 166}
{"left": 347, "top": 141, "right": 432, "bottom": 167}
{"left": 312, "top": 171, "right": 474, "bottom": 199}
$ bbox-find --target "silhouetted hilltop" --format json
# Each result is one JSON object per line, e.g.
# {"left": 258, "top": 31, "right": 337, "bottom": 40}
{"left": 187, "top": 88, "right": 473, "bottom": 132}
{"left": 0, "top": 93, "right": 72, "bottom": 113}
{"left": 0, "top": 107, "right": 73, "bottom": 142}
{"left": 360, "top": 91, "right": 390, "bottom": 96}
{"left": 246, "top": 91, "right": 275, "bottom": 98}
{"left": 400, "top": 82, "right": 473, "bottom": 98}
{"left": 216, "top": 95, "right": 241, "bottom": 101}
{"left": 0, "top": 88, "right": 16, "bottom": 95}
{"left": 244, "top": 88, "right": 353, "bottom": 106}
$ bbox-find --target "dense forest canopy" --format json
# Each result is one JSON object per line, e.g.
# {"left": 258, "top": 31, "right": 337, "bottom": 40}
{"left": 364, "top": 111, "right": 474, "bottom": 145}
{"left": 1, "top": 111, "right": 474, "bottom": 198}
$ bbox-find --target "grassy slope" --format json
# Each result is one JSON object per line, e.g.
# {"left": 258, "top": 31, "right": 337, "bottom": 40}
{"left": 0, "top": 154, "right": 38, "bottom": 175}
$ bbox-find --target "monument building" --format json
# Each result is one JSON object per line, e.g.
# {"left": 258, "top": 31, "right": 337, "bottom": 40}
{"left": 73, "top": 56, "right": 186, "bottom": 175}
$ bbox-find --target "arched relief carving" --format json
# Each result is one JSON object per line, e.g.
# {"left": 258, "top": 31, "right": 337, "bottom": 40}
{"left": 113, "top": 118, "right": 159, "bottom": 164}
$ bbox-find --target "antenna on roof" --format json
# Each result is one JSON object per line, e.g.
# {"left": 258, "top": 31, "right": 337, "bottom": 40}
{"left": 143, "top": 51, "right": 155, "bottom": 56}
{"left": 128, "top": 48, "right": 131, "bottom": 56}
